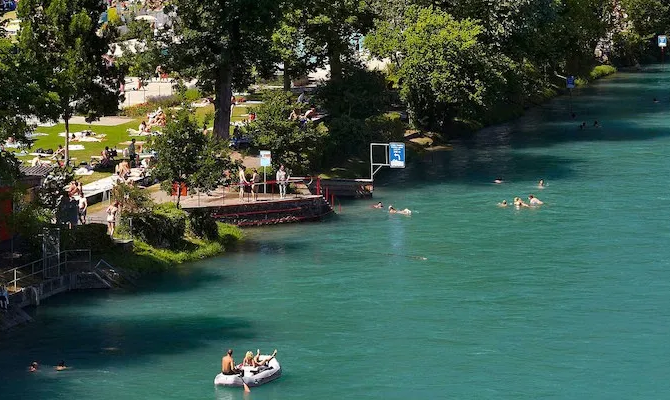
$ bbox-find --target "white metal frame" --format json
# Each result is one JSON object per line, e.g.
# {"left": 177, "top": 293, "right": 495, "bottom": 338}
{"left": 369, "top": 142, "right": 391, "bottom": 181}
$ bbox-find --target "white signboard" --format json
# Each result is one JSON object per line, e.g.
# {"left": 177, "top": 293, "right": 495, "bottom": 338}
{"left": 659, "top": 35, "right": 667, "bottom": 48}
{"left": 260, "top": 150, "right": 272, "bottom": 167}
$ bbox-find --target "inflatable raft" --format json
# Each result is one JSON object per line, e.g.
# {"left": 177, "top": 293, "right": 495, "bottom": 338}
{"left": 214, "top": 356, "right": 281, "bottom": 388}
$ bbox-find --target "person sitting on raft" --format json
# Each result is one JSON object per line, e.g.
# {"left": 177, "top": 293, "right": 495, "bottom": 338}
{"left": 372, "top": 201, "right": 383, "bottom": 209}
{"left": 388, "top": 205, "right": 412, "bottom": 215}
{"left": 221, "top": 349, "right": 241, "bottom": 375}
{"left": 242, "top": 349, "right": 278, "bottom": 368}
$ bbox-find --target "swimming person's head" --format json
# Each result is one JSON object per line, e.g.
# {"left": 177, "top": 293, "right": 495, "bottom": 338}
{"left": 227, "top": 349, "right": 233, "bottom": 356}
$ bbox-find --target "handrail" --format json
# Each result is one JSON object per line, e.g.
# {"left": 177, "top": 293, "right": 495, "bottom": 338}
{"left": 2, "top": 249, "right": 91, "bottom": 292}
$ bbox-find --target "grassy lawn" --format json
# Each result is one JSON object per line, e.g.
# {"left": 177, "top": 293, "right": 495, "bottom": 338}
{"left": 11, "top": 104, "right": 257, "bottom": 175}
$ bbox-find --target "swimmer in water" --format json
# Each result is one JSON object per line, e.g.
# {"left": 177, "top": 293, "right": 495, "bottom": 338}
{"left": 653, "top": 97, "right": 659, "bottom": 103}
{"left": 498, "top": 200, "right": 508, "bottom": 207}
{"left": 388, "top": 205, "right": 412, "bottom": 215}
{"left": 528, "top": 194, "right": 544, "bottom": 206}
{"left": 538, "top": 179, "right": 545, "bottom": 188}
{"left": 29, "top": 362, "right": 38, "bottom": 372}
{"left": 493, "top": 178, "right": 503, "bottom": 184}
{"left": 593, "top": 120, "right": 599, "bottom": 128}
{"left": 55, "top": 361, "right": 68, "bottom": 371}
{"left": 372, "top": 201, "right": 383, "bottom": 209}
{"left": 513, "top": 197, "right": 530, "bottom": 208}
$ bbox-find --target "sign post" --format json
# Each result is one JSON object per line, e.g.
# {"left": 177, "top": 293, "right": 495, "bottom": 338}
{"left": 260, "top": 150, "right": 272, "bottom": 194}
{"left": 659, "top": 35, "right": 667, "bottom": 63}
{"left": 566, "top": 76, "right": 576, "bottom": 114}
{"left": 369, "top": 142, "right": 406, "bottom": 181}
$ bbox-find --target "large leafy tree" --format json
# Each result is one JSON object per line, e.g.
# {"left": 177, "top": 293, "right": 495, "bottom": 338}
{"left": 151, "top": 108, "right": 234, "bottom": 206}
{"left": 165, "top": 0, "right": 282, "bottom": 139}
{"left": 17, "top": 0, "right": 120, "bottom": 162}
{"left": 0, "top": 34, "right": 40, "bottom": 183}
{"left": 245, "top": 91, "right": 326, "bottom": 175}
{"left": 304, "top": 0, "right": 375, "bottom": 81}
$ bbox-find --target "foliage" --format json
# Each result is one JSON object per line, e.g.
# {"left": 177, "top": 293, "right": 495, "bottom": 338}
{"left": 120, "top": 202, "right": 187, "bottom": 248}
{"left": 17, "top": 0, "right": 120, "bottom": 160}
{"left": 164, "top": 0, "right": 283, "bottom": 138}
{"left": 61, "top": 223, "right": 114, "bottom": 252}
{"left": 187, "top": 209, "right": 219, "bottom": 240}
{"left": 104, "top": 222, "right": 242, "bottom": 272}
{"left": 111, "top": 181, "right": 154, "bottom": 213}
{"left": 396, "top": 6, "right": 509, "bottom": 131}
{"left": 38, "top": 166, "right": 74, "bottom": 225}
{"left": 151, "top": 107, "right": 234, "bottom": 205}
{"left": 589, "top": 65, "right": 617, "bottom": 80}
{"left": 245, "top": 90, "right": 327, "bottom": 175}
{"left": 315, "top": 65, "right": 390, "bottom": 120}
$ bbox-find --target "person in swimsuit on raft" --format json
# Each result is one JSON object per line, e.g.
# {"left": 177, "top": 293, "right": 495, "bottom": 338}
{"left": 242, "top": 349, "right": 278, "bottom": 367}
{"left": 389, "top": 205, "right": 412, "bottom": 215}
{"left": 222, "top": 349, "right": 241, "bottom": 375}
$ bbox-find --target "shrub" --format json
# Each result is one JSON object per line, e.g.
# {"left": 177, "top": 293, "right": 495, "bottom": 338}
{"left": 589, "top": 65, "right": 617, "bottom": 80}
{"left": 121, "top": 203, "right": 187, "bottom": 248}
{"left": 187, "top": 209, "right": 218, "bottom": 240}
{"left": 111, "top": 182, "right": 154, "bottom": 213}
{"left": 120, "top": 102, "right": 155, "bottom": 118}
{"left": 61, "top": 224, "right": 115, "bottom": 253}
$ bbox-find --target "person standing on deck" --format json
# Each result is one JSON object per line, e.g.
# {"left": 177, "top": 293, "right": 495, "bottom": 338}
{"left": 276, "top": 165, "right": 288, "bottom": 199}
{"left": 251, "top": 168, "right": 260, "bottom": 201}
{"left": 238, "top": 167, "right": 248, "bottom": 201}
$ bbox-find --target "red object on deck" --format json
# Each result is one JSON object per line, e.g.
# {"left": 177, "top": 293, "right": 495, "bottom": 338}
{"left": 171, "top": 182, "right": 188, "bottom": 197}
{"left": 0, "top": 187, "right": 12, "bottom": 242}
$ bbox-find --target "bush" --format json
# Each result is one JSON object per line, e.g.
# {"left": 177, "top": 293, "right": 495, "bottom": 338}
{"left": 120, "top": 102, "right": 155, "bottom": 118}
{"left": 589, "top": 65, "right": 617, "bottom": 80}
{"left": 187, "top": 209, "right": 218, "bottom": 240}
{"left": 121, "top": 203, "right": 187, "bottom": 248}
{"left": 61, "top": 224, "right": 115, "bottom": 253}
{"left": 112, "top": 182, "right": 154, "bottom": 213}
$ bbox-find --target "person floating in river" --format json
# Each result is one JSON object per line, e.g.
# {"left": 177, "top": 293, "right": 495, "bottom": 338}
{"left": 389, "top": 205, "right": 412, "bottom": 215}
{"left": 528, "top": 194, "right": 544, "bottom": 206}
{"left": 55, "top": 361, "right": 68, "bottom": 371}
{"left": 538, "top": 179, "right": 545, "bottom": 188}
{"left": 29, "top": 362, "right": 38, "bottom": 372}
{"left": 372, "top": 201, "right": 383, "bottom": 209}
{"left": 498, "top": 200, "right": 508, "bottom": 207}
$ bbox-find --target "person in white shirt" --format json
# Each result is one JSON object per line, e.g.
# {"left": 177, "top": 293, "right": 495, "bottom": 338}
{"left": 276, "top": 165, "right": 288, "bottom": 199}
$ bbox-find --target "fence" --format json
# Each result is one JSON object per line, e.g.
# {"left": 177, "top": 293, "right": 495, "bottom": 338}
{"left": 1, "top": 249, "right": 91, "bottom": 292}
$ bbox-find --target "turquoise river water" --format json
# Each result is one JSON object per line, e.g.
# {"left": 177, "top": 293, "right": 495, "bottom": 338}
{"left": 2, "top": 66, "right": 670, "bottom": 399}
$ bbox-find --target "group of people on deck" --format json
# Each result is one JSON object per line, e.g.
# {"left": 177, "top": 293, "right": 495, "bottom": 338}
{"left": 221, "top": 349, "right": 278, "bottom": 375}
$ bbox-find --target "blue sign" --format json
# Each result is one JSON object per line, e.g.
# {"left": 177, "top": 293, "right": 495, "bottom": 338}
{"left": 566, "top": 76, "right": 576, "bottom": 89}
{"left": 389, "top": 142, "right": 405, "bottom": 168}
{"left": 659, "top": 35, "right": 667, "bottom": 48}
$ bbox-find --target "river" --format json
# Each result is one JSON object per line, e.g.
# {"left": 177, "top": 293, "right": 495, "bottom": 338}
{"left": 2, "top": 66, "right": 670, "bottom": 399}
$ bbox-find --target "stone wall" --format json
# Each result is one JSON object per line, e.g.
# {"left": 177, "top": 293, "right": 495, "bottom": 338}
{"left": 208, "top": 196, "right": 333, "bottom": 227}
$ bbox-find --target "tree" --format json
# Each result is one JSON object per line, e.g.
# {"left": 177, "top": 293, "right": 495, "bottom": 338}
{"left": 150, "top": 108, "right": 234, "bottom": 206}
{"left": 0, "top": 30, "right": 45, "bottom": 184}
{"left": 16, "top": 0, "right": 120, "bottom": 162}
{"left": 303, "top": 0, "right": 376, "bottom": 81}
{"left": 392, "top": 6, "right": 508, "bottom": 131}
{"left": 245, "top": 91, "right": 327, "bottom": 175}
{"left": 164, "top": 0, "right": 282, "bottom": 139}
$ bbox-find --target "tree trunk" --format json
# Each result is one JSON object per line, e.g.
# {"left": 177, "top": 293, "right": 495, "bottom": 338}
{"left": 328, "top": 46, "right": 342, "bottom": 82}
{"left": 283, "top": 64, "right": 292, "bottom": 92}
{"left": 64, "top": 115, "right": 70, "bottom": 165}
{"left": 213, "top": 67, "right": 233, "bottom": 140}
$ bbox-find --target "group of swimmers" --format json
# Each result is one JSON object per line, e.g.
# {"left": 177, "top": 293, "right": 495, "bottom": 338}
{"left": 496, "top": 179, "right": 546, "bottom": 208}
{"left": 372, "top": 201, "right": 412, "bottom": 215}
{"left": 28, "top": 360, "right": 67, "bottom": 372}
{"left": 221, "top": 349, "right": 278, "bottom": 375}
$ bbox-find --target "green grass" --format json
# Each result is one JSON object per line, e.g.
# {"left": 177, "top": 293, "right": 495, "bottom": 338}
{"left": 11, "top": 103, "right": 259, "bottom": 172}
{"left": 103, "top": 222, "right": 243, "bottom": 273}
{"left": 589, "top": 65, "right": 617, "bottom": 80}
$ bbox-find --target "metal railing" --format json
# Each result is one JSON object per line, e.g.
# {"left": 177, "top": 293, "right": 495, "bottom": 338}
{"left": 1, "top": 249, "right": 91, "bottom": 292}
